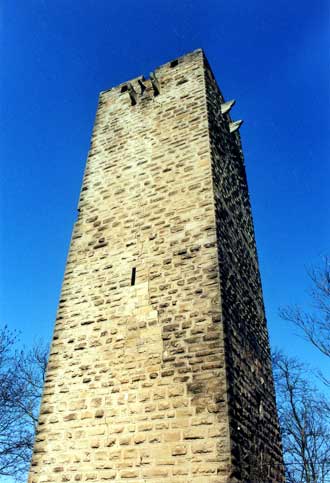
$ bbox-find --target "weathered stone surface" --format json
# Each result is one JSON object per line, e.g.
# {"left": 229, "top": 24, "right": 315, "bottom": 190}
{"left": 28, "top": 49, "right": 284, "bottom": 482}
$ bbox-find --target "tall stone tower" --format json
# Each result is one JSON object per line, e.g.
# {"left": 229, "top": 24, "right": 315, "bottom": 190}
{"left": 29, "top": 49, "right": 284, "bottom": 483}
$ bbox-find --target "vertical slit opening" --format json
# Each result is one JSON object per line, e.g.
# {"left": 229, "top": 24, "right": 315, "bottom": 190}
{"left": 131, "top": 267, "right": 136, "bottom": 286}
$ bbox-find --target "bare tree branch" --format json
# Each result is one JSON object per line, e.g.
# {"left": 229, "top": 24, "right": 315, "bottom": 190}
{"left": 279, "top": 257, "right": 330, "bottom": 361}
{"left": 273, "top": 350, "right": 330, "bottom": 483}
{"left": 0, "top": 326, "right": 48, "bottom": 479}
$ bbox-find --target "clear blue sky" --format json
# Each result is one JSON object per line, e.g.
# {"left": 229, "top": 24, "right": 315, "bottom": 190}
{"left": 0, "top": 1, "right": 329, "bottom": 373}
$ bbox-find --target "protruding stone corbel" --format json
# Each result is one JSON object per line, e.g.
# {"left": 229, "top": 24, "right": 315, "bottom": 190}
{"left": 127, "top": 83, "right": 137, "bottom": 105}
{"left": 229, "top": 120, "right": 243, "bottom": 133}
{"left": 221, "top": 99, "right": 236, "bottom": 115}
{"left": 150, "top": 72, "right": 160, "bottom": 96}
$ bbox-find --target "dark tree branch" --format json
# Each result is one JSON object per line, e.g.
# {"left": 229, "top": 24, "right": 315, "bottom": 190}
{"left": 280, "top": 257, "right": 330, "bottom": 360}
{"left": 273, "top": 350, "right": 330, "bottom": 483}
{"left": 0, "top": 326, "right": 48, "bottom": 479}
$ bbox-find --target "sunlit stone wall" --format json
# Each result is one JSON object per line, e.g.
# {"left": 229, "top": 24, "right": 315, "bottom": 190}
{"left": 29, "top": 49, "right": 284, "bottom": 483}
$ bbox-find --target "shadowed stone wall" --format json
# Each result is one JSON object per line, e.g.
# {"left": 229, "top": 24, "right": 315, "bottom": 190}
{"left": 204, "top": 57, "right": 284, "bottom": 482}
{"left": 28, "top": 49, "right": 284, "bottom": 483}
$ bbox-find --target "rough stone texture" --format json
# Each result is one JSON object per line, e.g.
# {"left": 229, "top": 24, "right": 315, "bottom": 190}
{"left": 28, "top": 49, "right": 284, "bottom": 483}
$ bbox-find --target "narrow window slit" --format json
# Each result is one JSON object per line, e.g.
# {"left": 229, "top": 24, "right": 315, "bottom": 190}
{"left": 131, "top": 267, "right": 136, "bottom": 286}
{"left": 170, "top": 59, "right": 179, "bottom": 68}
{"left": 121, "top": 85, "right": 128, "bottom": 93}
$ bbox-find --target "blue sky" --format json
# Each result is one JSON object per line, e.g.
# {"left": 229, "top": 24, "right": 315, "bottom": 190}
{"left": 0, "top": 0, "right": 329, "bottom": 375}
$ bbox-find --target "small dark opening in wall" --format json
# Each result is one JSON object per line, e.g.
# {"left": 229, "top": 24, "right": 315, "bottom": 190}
{"left": 121, "top": 85, "right": 128, "bottom": 93}
{"left": 170, "top": 59, "right": 179, "bottom": 68}
{"left": 131, "top": 267, "right": 136, "bottom": 286}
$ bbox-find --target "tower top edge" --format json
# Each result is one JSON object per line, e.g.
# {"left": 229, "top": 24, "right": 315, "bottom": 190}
{"left": 99, "top": 48, "right": 206, "bottom": 97}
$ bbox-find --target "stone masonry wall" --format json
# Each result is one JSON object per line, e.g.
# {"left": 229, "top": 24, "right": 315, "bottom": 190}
{"left": 204, "top": 58, "right": 285, "bottom": 482}
{"left": 29, "top": 50, "right": 234, "bottom": 483}
{"left": 28, "top": 49, "right": 284, "bottom": 483}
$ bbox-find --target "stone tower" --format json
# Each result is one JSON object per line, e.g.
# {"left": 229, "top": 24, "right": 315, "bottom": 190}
{"left": 29, "top": 49, "right": 284, "bottom": 483}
